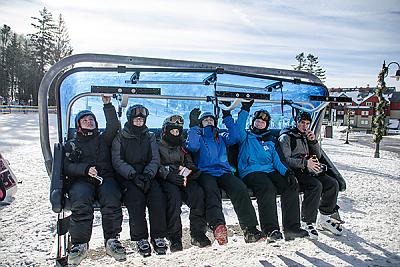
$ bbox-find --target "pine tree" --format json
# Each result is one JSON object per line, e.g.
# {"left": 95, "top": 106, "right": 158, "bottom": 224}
{"left": 53, "top": 14, "right": 73, "bottom": 63}
{"left": 0, "top": 24, "right": 11, "bottom": 102}
{"left": 293, "top": 52, "right": 326, "bottom": 82}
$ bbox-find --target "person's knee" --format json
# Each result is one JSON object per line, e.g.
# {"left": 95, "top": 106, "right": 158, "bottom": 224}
{"left": 312, "top": 180, "right": 323, "bottom": 195}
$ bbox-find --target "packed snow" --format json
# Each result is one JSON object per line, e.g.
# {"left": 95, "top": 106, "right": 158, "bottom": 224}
{"left": 0, "top": 113, "right": 399, "bottom": 267}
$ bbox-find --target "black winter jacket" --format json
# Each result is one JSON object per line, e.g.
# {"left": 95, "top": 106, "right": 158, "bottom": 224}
{"left": 64, "top": 103, "right": 119, "bottom": 183}
{"left": 112, "top": 123, "right": 160, "bottom": 180}
{"left": 157, "top": 139, "right": 200, "bottom": 181}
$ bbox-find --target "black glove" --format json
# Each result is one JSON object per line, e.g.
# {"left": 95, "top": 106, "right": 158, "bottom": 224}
{"left": 132, "top": 173, "right": 145, "bottom": 191}
{"left": 142, "top": 174, "right": 152, "bottom": 193}
{"left": 166, "top": 171, "right": 185, "bottom": 187}
{"left": 189, "top": 108, "right": 201, "bottom": 127}
{"left": 284, "top": 170, "right": 298, "bottom": 191}
{"left": 241, "top": 99, "right": 254, "bottom": 112}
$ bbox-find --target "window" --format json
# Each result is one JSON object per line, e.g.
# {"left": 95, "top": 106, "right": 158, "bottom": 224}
{"left": 337, "top": 111, "right": 344, "bottom": 115}
{"left": 366, "top": 102, "right": 373, "bottom": 106}
{"left": 350, "top": 120, "right": 355, "bottom": 125}
{"left": 360, "top": 120, "right": 369, "bottom": 125}
{"left": 361, "top": 111, "right": 369, "bottom": 116}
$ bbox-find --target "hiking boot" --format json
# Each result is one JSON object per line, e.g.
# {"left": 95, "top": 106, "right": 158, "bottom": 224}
{"left": 136, "top": 239, "right": 151, "bottom": 257}
{"left": 191, "top": 233, "right": 212, "bottom": 248}
{"left": 213, "top": 224, "right": 228, "bottom": 245}
{"left": 318, "top": 214, "right": 343, "bottom": 236}
{"left": 284, "top": 228, "right": 309, "bottom": 241}
{"left": 243, "top": 226, "right": 265, "bottom": 243}
{"left": 151, "top": 238, "right": 168, "bottom": 255}
{"left": 168, "top": 237, "right": 183, "bottom": 252}
{"left": 302, "top": 222, "right": 319, "bottom": 240}
{"left": 106, "top": 238, "right": 126, "bottom": 261}
{"left": 68, "top": 243, "right": 88, "bottom": 266}
{"left": 267, "top": 230, "right": 283, "bottom": 243}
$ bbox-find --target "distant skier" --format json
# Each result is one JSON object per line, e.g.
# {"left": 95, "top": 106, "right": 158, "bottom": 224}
{"left": 111, "top": 104, "right": 168, "bottom": 257}
{"left": 186, "top": 107, "right": 264, "bottom": 245}
{"left": 279, "top": 111, "right": 343, "bottom": 239}
{"left": 236, "top": 100, "right": 309, "bottom": 241}
{"left": 64, "top": 95, "right": 126, "bottom": 265}
{"left": 157, "top": 114, "right": 211, "bottom": 252}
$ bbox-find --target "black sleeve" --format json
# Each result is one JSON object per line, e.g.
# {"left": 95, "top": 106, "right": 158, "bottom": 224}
{"left": 102, "top": 103, "right": 120, "bottom": 145}
{"left": 63, "top": 141, "right": 90, "bottom": 178}
{"left": 143, "top": 133, "right": 161, "bottom": 179}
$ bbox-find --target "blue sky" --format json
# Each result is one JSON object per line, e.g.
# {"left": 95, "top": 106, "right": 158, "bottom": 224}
{"left": 1, "top": 0, "right": 399, "bottom": 90}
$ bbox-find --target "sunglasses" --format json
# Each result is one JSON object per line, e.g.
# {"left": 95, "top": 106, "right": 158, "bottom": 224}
{"left": 254, "top": 111, "right": 270, "bottom": 121}
{"left": 132, "top": 107, "right": 149, "bottom": 117}
{"left": 168, "top": 115, "right": 184, "bottom": 125}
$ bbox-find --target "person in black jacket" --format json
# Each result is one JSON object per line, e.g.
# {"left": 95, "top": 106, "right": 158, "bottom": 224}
{"left": 64, "top": 95, "right": 126, "bottom": 265}
{"left": 112, "top": 104, "right": 167, "bottom": 257}
{"left": 158, "top": 115, "right": 211, "bottom": 252}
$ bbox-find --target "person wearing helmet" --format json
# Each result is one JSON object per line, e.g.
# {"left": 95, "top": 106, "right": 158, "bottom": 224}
{"left": 236, "top": 100, "right": 308, "bottom": 242}
{"left": 64, "top": 95, "right": 126, "bottom": 265}
{"left": 157, "top": 114, "right": 211, "bottom": 252}
{"left": 279, "top": 110, "right": 343, "bottom": 239}
{"left": 186, "top": 107, "right": 263, "bottom": 245}
{"left": 111, "top": 104, "right": 167, "bottom": 257}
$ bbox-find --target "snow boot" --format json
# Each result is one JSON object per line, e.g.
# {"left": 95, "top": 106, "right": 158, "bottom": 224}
{"left": 267, "top": 230, "right": 283, "bottom": 243}
{"left": 151, "top": 238, "right": 168, "bottom": 255}
{"left": 213, "top": 224, "right": 228, "bottom": 245}
{"left": 106, "top": 238, "right": 126, "bottom": 261}
{"left": 284, "top": 228, "right": 309, "bottom": 241}
{"left": 191, "top": 233, "right": 212, "bottom": 248}
{"left": 318, "top": 214, "right": 343, "bottom": 236}
{"left": 330, "top": 210, "right": 345, "bottom": 224}
{"left": 168, "top": 237, "right": 183, "bottom": 252}
{"left": 243, "top": 226, "right": 266, "bottom": 243}
{"left": 136, "top": 239, "right": 151, "bottom": 257}
{"left": 302, "top": 222, "right": 319, "bottom": 240}
{"left": 68, "top": 243, "right": 88, "bottom": 266}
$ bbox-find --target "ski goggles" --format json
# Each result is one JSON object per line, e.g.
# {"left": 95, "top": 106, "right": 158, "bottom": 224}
{"left": 167, "top": 115, "right": 184, "bottom": 125}
{"left": 132, "top": 107, "right": 149, "bottom": 117}
{"left": 254, "top": 110, "right": 270, "bottom": 122}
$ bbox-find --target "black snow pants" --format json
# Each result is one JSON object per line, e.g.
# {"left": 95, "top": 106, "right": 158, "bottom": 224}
{"left": 160, "top": 180, "right": 207, "bottom": 239}
{"left": 69, "top": 178, "right": 123, "bottom": 245}
{"left": 197, "top": 172, "right": 258, "bottom": 230}
{"left": 294, "top": 171, "right": 339, "bottom": 223}
{"left": 243, "top": 171, "right": 301, "bottom": 234}
{"left": 124, "top": 179, "right": 167, "bottom": 241}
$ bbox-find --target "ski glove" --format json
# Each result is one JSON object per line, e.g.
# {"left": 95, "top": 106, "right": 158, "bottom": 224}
{"left": 241, "top": 99, "right": 254, "bottom": 112}
{"left": 140, "top": 174, "right": 152, "bottom": 194}
{"left": 189, "top": 108, "right": 201, "bottom": 127}
{"left": 284, "top": 169, "right": 299, "bottom": 191}
{"left": 166, "top": 171, "right": 185, "bottom": 187}
{"left": 131, "top": 173, "right": 145, "bottom": 191}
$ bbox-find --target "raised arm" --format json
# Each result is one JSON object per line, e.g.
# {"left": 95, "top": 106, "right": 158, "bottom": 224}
{"left": 221, "top": 115, "right": 240, "bottom": 146}
{"left": 101, "top": 99, "right": 120, "bottom": 145}
{"left": 186, "top": 126, "right": 202, "bottom": 152}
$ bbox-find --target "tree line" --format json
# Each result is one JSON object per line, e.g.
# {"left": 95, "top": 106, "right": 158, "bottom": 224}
{"left": 292, "top": 52, "right": 326, "bottom": 82}
{"left": 0, "top": 7, "right": 73, "bottom": 106}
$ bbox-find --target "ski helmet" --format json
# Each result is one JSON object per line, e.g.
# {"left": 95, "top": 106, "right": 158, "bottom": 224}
{"left": 199, "top": 112, "right": 216, "bottom": 127}
{"left": 126, "top": 104, "right": 149, "bottom": 124}
{"left": 251, "top": 109, "right": 271, "bottom": 130}
{"left": 75, "top": 110, "right": 98, "bottom": 129}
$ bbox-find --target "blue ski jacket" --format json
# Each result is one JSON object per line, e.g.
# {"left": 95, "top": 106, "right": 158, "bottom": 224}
{"left": 237, "top": 110, "right": 288, "bottom": 179}
{"left": 185, "top": 116, "right": 239, "bottom": 177}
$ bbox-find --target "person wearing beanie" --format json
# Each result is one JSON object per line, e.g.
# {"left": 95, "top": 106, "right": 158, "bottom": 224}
{"left": 236, "top": 100, "right": 308, "bottom": 242}
{"left": 111, "top": 104, "right": 168, "bottom": 257}
{"left": 157, "top": 115, "right": 211, "bottom": 252}
{"left": 185, "top": 107, "right": 264, "bottom": 245}
{"left": 279, "top": 110, "right": 343, "bottom": 239}
{"left": 64, "top": 95, "right": 126, "bottom": 265}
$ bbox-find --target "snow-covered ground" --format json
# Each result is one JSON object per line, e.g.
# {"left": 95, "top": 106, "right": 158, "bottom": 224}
{"left": 1, "top": 113, "right": 400, "bottom": 267}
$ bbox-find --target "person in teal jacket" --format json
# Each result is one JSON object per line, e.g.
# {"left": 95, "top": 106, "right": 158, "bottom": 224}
{"left": 236, "top": 100, "right": 308, "bottom": 242}
{"left": 186, "top": 107, "right": 263, "bottom": 245}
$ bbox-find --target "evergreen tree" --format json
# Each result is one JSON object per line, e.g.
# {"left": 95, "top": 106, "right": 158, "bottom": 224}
{"left": 0, "top": 24, "right": 11, "bottom": 101}
{"left": 293, "top": 52, "right": 326, "bottom": 82}
{"left": 53, "top": 14, "right": 73, "bottom": 63}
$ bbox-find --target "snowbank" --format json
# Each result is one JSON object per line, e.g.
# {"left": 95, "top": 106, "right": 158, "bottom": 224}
{"left": 0, "top": 113, "right": 399, "bottom": 266}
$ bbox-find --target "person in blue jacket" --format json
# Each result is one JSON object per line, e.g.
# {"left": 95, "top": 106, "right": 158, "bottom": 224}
{"left": 186, "top": 107, "right": 263, "bottom": 245}
{"left": 236, "top": 100, "right": 308, "bottom": 242}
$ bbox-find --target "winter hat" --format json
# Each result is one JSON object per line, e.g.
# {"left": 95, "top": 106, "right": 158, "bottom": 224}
{"left": 126, "top": 104, "right": 149, "bottom": 124}
{"left": 296, "top": 111, "right": 312, "bottom": 123}
{"left": 199, "top": 112, "right": 216, "bottom": 127}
